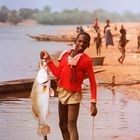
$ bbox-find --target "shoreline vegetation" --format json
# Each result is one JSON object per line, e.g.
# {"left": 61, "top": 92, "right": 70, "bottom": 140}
{"left": 1, "top": 5, "right": 140, "bottom": 25}
{"left": 0, "top": 19, "right": 38, "bottom": 26}
{"left": 1, "top": 21, "right": 140, "bottom": 101}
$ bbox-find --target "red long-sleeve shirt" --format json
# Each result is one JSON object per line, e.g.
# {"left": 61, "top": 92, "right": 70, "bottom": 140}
{"left": 46, "top": 51, "right": 97, "bottom": 102}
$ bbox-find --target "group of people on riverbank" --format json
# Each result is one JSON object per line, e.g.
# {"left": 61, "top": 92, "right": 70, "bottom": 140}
{"left": 85, "top": 18, "right": 140, "bottom": 64}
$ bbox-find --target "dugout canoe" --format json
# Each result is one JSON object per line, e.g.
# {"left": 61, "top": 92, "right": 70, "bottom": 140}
{"left": 0, "top": 78, "right": 57, "bottom": 94}
{"left": 0, "top": 67, "right": 105, "bottom": 96}
{"left": 27, "top": 34, "right": 76, "bottom": 42}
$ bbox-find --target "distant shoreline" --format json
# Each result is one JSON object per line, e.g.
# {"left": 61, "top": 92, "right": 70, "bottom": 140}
{"left": 0, "top": 19, "right": 38, "bottom": 26}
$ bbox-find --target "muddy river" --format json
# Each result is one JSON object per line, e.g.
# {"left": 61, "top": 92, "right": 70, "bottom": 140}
{"left": 0, "top": 86, "right": 140, "bottom": 140}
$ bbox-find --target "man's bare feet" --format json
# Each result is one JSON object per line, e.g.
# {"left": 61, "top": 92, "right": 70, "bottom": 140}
{"left": 118, "top": 58, "right": 122, "bottom": 64}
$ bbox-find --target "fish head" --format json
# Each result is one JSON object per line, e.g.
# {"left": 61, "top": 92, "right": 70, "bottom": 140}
{"left": 37, "top": 67, "right": 49, "bottom": 85}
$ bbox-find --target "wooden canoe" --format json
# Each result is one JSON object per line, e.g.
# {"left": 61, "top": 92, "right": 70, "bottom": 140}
{"left": 0, "top": 68, "right": 105, "bottom": 94}
{"left": 27, "top": 34, "right": 76, "bottom": 42}
{"left": 0, "top": 78, "right": 57, "bottom": 94}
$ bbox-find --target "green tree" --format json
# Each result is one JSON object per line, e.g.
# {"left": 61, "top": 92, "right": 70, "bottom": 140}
{"left": 8, "top": 10, "right": 22, "bottom": 25}
{"left": 0, "top": 6, "right": 9, "bottom": 22}
{"left": 18, "top": 8, "right": 38, "bottom": 20}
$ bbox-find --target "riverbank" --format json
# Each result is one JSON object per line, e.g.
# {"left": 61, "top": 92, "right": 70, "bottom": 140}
{"left": 86, "top": 42, "right": 140, "bottom": 101}
{"left": 0, "top": 19, "right": 38, "bottom": 26}
{"left": 86, "top": 22, "right": 140, "bottom": 101}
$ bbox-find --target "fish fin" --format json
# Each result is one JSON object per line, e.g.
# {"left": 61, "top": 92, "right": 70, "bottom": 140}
{"left": 32, "top": 111, "right": 38, "bottom": 120}
{"left": 49, "top": 88, "right": 55, "bottom": 97}
{"left": 37, "top": 125, "right": 50, "bottom": 136}
{"left": 32, "top": 107, "right": 39, "bottom": 120}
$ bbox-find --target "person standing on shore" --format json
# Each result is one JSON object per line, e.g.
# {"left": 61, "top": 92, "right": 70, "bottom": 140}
{"left": 103, "top": 19, "right": 114, "bottom": 48}
{"left": 118, "top": 25, "right": 128, "bottom": 64}
{"left": 40, "top": 32, "right": 97, "bottom": 140}
{"left": 92, "top": 17, "right": 100, "bottom": 32}
{"left": 137, "top": 32, "right": 140, "bottom": 50}
{"left": 94, "top": 31, "right": 102, "bottom": 55}
{"left": 76, "top": 26, "right": 84, "bottom": 33}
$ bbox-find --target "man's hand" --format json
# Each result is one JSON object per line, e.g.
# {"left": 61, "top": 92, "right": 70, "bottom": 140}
{"left": 40, "top": 50, "right": 50, "bottom": 59}
{"left": 90, "top": 102, "right": 97, "bottom": 117}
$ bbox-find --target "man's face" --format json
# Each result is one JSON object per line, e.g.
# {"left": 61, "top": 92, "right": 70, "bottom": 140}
{"left": 75, "top": 34, "right": 90, "bottom": 53}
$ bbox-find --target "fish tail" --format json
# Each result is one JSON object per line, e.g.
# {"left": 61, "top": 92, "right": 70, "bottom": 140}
{"left": 37, "top": 125, "right": 50, "bottom": 136}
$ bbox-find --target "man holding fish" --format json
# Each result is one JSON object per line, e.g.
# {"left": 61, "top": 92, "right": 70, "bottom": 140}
{"left": 40, "top": 32, "right": 97, "bottom": 140}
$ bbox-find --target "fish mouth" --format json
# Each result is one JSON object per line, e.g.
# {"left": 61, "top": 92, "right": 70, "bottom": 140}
{"left": 41, "top": 79, "right": 50, "bottom": 85}
{"left": 38, "top": 79, "right": 49, "bottom": 85}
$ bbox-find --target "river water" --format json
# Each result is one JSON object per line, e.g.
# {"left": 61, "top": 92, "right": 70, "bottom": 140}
{"left": 0, "top": 25, "right": 76, "bottom": 82}
{"left": 0, "top": 86, "right": 140, "bottom": 140}
{"left": 0, "top": 25, "right": 140, "bottom": 140}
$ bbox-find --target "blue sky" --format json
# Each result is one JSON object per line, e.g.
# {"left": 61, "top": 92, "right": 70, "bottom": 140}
{"left": 1, "top": 0, "right": 140, "bottom": 13}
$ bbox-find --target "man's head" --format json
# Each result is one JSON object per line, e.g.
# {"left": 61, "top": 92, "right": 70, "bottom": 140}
{"left": 120, "top": 27, "right": 126, "bottom": 35}
{"left": 74, "top": 32, "right": 90, "bottom": 53}
{"left": 106, "top": 19, "right": 110, "bottom": 24}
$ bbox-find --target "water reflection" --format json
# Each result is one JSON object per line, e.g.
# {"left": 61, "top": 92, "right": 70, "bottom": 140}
{"left": 0, "top": 87, "right": 140, "bottom": 140}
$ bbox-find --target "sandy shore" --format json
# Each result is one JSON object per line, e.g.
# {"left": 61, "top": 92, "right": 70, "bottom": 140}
{"left": 86, "top": 40, "right": 140, "bottom": 101}
{"left": 87, "top": 22, "right": 140, "bottom": 101}
{"left": 0, "top": 19, "right": 38, "bottom": 26}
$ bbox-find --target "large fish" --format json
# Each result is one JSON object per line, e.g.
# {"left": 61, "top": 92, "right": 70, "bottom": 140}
{"left": 30, "top": 63, "right": 54, "bottom": 137}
